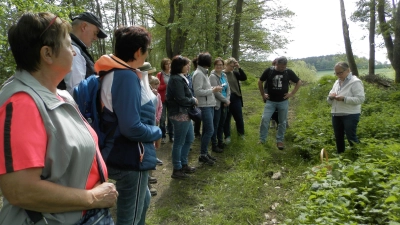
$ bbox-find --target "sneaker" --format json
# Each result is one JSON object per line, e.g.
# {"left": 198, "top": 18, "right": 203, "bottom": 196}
{"left": 225, "top": 137, "right": 231, "bottom": 144}
{"left": 148, "top": 184, "right": 157, "bottom": 196}
{"left": 198, "top": 155, "right": 215, "bottom": 165}
{"left": 156, "top": 158, "right": 163, "bottom": 166}
{"left": 148, "top": 176, "right": 157, "bottom": 184}
{"left": 277, "top": 142, "right": 284, "bottom": 150}
{"left": 207, "top": 153, "right": 217, "bottom": 161}
{"left": 182, "top": 164, "right": 196, "bottom": 174}
{"left": 212, "top": 145, "right": 223, "bottom": 153}
{"left": 171, "top": 169, "right": 189, "bottom": 179}
{"left": 161, "top": 138, "right": 166, "bottom": 144}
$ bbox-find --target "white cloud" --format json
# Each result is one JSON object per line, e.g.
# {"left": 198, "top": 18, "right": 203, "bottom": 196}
{"left": 270, "top": 0, "right": 388, "bottom": 63}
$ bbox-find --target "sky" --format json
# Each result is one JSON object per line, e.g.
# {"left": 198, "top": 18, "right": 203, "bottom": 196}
{"left": 269, "top": 0, "right": 389, "bottom": 63}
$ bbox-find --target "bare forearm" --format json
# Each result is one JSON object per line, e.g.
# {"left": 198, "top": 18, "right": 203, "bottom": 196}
{"left": 0, "top": 169, "right": 116, "bottom": 213}
{"left": 290, "top": 80, "right": 302, "bottom": 95}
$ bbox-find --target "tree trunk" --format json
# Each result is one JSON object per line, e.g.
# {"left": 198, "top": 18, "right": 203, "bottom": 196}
{"left": 377, "top": 0, "right": 394, "bottom": 64}
{"left": 114, "top": 0, "right": 120, "bottom": 29}
{"left": 165, "top": 0, "right": 175, "bottom": 59}
{"left": 369, "top": 0, "right": 376, "bottom": 75}
{"left": 340, "top": 0, "right": 359, "bottom": 75}
{"left": 393, "top": 1, "right": 400, "bottom": 83}
{"left": 214, "top": 0, "right": 222, "bottom": 55}
{"left": 232, "top": 0, "right": 243, "bottom": 60}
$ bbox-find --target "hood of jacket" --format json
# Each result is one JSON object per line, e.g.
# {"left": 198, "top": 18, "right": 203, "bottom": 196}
{"left": 94, "top": 54, "right": 142, "bottom": 79}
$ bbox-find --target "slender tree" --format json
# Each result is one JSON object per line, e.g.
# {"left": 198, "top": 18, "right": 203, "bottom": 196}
{"left": 369, "top": 0, "right": 376, "bottom": 75}
{"left": 340, "top": 0, "right": 359, "bottom": 75}
{"left": 232, "top": 0, "right": 243, "bottom": 60}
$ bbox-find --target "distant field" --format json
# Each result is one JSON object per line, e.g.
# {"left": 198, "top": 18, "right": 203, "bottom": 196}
{"left": 316, "top": 68, "right": 395, "bottom": 79}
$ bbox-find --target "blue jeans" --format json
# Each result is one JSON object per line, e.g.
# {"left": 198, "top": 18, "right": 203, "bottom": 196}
{"left": 212, "top": 104, "right": 228, "bottom": 146}
{"left": 107, "top": 167, "right": 150, "bottom": 225}
{"left": 332, "top": 114, "right": 360, "bottom": 154}
{"left": 224, "top": 93, "right": 245, "bottom": 137}
{"left": 170, "top": 118, "right": 194, "bottom": 169}
{"left": 200, "top": 107, "right": 214, "bottom": 155}
{"left": 259, "top": 100, "right": 289, "bottom": 143}
{"left": 160, "top": 102, "right": 173, "bottom": 138}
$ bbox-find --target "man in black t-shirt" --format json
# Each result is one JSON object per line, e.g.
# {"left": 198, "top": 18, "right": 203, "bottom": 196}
{"left": 257, "top": 56, "right": 302, "bottom": 150}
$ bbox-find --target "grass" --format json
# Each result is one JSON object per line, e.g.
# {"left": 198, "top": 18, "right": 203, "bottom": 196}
{"left": 316, "top": 67, "right": 395, "bottom": 79}
{"left": 146, "top": 84, "right": 314, "bottom": 225}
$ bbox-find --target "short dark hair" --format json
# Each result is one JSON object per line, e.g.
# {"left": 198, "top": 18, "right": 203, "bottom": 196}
{"left": 170, "top": 55, "right": 190, "bottom": 75}
{"left": 276, "top": 56, "right": 288, "bottom": 65}
{"left": 160, "top": 58, "right": 171, "bottom": 71}
{"left": 197, "top": 52, "right": 212, "bottom": 68}
{"left": 192, "top": 57, "right": 198, "bottom": 69}
{"left": 114, "top": 26, "right": 151, "bottom": 63}
{"left": 8, "top": 12, "right": 71, "bottom": 72}
{"left": 214, "top": 57, "right": 224, "bottom": 66}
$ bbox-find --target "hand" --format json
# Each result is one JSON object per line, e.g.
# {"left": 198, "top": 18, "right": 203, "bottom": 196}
{"left": 283, "top": 92, "right": 294, "bottom": 99}
{"left": 334, "top": 96, "right": 345, "bottom": 101}
{"left": 89, "top": 182, "right": 118, "bottom": 209}
{"left": 155, "top": 138, "right": 161, "bottom": 149}
{"left": 328, "top": 92, "right": 337, "bottom": 100}
{"left": 212, "top": 86, "right": 222, "bottom": 93}
{"left": 151, "top": 89, "right": 158, "bottom": 95}
{"left": 234, "top": 62, "right": 240, "bottom": 68}
{"left": 224, "top": 100, "right": 230, "bottom": 107}
{"left": 193, "top": 97, "right": 198, "bottom": 105}
{"left": 262, "top": 93, "right": 269, "bottom": 102}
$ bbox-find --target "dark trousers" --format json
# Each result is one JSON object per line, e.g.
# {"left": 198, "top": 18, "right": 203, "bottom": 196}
{"left": 332, "top": 114, "right": 360, "bottom": 154}
{"left": 224, "top": 93, "right": 245, "bottom": 137}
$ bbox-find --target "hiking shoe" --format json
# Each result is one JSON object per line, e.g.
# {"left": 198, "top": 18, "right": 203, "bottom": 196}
{"left": 156, "top": 158, "right": 163, "bottom": 166}
{"left": 277, "top": 142, "right": 284, "bottom": 150}
{"left": 148, "top": 184, "right": 157, "bottom": 196}
{"left": 212, "top": 145, "right": 223, "bottom": 153}
{"left": 182, "top": 164, "right": 196, "bottom": 174}
{"left": 161, "top": 138, "right": 166, "bottom": 144}
{"left": 199, "top": 155, "right": 215, "bottom": 166}
{"left": 217, "top": 143, "right": 226, "bottom": 149}
{"left": 148, "top": 176, "right": 157, "bottom": 184}
{"left": 225, "top": 137, "right": 231, "bottom": 144}
{"left": 207, "top": 154, "right": 217, "bottom": 162}
{"left": 171, "top": 169, "right": 189, "bottom": 179}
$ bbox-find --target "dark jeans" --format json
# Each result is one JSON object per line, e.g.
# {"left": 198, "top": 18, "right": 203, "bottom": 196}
{"left": 212, "top": 103, "right": 228, "bottom": 146}
{"left": 193, "top": 118, "right": 202, "bottom": 135}
{"left": 332, "top": 113, "right": 360, "bottom": 154}
{"left": 160, "top": 102, "right": 173, "bottom": 138}
{"left": 224, "top": 93, "right": 245, "bottom": 138}
{"left": 200, "top": 107, "right": 214, "bottom": 155}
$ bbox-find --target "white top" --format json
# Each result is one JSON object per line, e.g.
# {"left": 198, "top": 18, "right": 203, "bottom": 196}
{"left": 64, "top": 45, "right": 86, "bottom": 95}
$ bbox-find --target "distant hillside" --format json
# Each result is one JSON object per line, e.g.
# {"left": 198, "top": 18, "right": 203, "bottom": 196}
{"left": 293, "top": 54, "right": 390, "bottom": 71}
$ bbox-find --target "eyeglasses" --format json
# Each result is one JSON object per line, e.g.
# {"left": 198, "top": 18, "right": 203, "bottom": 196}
{"left": 334, "top": 71, "right": 346, "bottom": 75}
{"left": 40, "top": 16, "right": 58, "bottom": 38}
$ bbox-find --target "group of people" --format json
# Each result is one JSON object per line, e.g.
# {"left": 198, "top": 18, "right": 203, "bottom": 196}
{"left": 148, "top": 54, "right": 248, "bottom": 177}
{"left": 0, "top": 10, "right": 365, "bottom": 225}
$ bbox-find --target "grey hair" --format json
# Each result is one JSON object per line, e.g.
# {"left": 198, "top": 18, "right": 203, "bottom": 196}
{"left": 334, "top": 62, "right": 350, "bottom": 70}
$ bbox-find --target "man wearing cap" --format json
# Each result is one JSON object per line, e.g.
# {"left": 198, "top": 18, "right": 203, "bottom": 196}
{"left": 258, "top": 56, "right": 302, "bottom": 150}
{"left": 58, "top": 12, "right": 107, "bottom": 94}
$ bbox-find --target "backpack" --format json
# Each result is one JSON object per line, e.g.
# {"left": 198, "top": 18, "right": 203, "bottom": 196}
{"left": 73, "top": 74, "right": 108, "bottom": 148}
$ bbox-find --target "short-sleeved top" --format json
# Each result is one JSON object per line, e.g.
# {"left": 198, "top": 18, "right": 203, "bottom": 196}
{"left": 0, "top": 92, "right": 104, "bottom": 190}
{"left": 259, "top": 67, "right": 300, "bottom": 102}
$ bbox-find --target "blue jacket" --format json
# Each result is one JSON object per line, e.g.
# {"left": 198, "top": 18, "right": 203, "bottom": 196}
{"left": 95, "top": 55, "right": 162, "bottom": 170}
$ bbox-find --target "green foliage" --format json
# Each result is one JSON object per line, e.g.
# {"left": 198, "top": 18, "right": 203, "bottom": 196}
{"left": 283, "top": 74, "right": 400, "bottom": 224}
